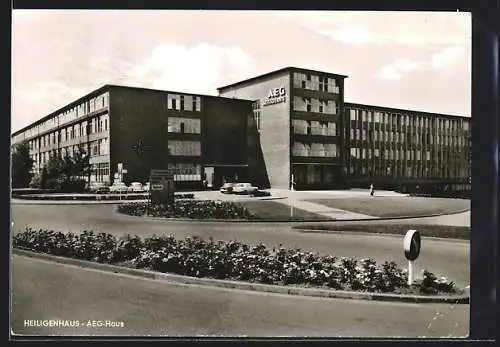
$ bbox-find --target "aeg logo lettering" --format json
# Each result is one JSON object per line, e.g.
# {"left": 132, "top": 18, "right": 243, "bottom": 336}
{"left": 263, "top": 87, "right": 286, "bottom": 106}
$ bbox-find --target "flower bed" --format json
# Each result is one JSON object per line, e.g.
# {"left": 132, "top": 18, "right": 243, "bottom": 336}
{"left": 12, "top": 228, "right": 460, "bottom": 295}
{"left": 117, "top": 201, "right": 257, "bottom": 220}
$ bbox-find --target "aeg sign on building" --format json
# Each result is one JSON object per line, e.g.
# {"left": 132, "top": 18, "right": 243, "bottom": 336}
{"left": 11, "top": 67, "right": 471, "bottom": 193}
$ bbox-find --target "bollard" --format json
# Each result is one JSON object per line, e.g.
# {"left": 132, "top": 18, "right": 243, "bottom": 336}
{"left": 404, "top": 230, "right": 421, "bottom": 286}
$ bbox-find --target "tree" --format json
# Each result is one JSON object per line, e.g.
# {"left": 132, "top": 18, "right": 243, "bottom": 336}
{"left": 11, "top": 141, "right": 34, "bottom": 188}
{"left": 42, "top": 146, "right": 90, "bottom": 192}
{"left": 71, "top": 145, "right": 91, "bottom": 180}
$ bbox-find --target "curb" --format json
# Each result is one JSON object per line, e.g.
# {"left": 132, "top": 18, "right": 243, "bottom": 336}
{"left": 12, "top": 199, "right": 147, "bottom": 205}
{"left": 114, "top": 207, "right": 470, "bottom": 224}
{"left": 11, "top": 196, "right": 287, "bottom": 205}
{"left": 12, "top": 248, "right": 469, "bottom": 305}
{"left": 293, "top": 229, "right": 470, "bottom": 243}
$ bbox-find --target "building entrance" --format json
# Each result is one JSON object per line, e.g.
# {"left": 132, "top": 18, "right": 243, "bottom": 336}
{"left": 292, "top": 164, "right": 342, "bottom": 190}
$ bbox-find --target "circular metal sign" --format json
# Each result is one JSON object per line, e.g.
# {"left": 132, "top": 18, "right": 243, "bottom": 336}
{"left": 403, "top": 230, "right": 421, "bottom": 261}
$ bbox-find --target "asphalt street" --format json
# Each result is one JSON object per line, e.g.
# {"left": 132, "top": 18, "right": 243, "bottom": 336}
{"left": 11, "top": 255, "right": 469, "bottom": 337}
{"left": 11, "top": 203, "right": 470, "bottom": 287}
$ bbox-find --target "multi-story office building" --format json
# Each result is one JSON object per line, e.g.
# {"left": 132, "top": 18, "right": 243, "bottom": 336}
{"left": 344, "top": 103, "right": 471, "bottom": 193}
{"left": 11, "top": 67, "right": 471, "bottom": 193}
{"left": 11, "top": 85, "right": 252, "bottom": 190}
{"left": 218, "top": 67, "right": 347, "bottom": 190}
{"left": 218, "top": 67, "right": 470, "bottom": 193}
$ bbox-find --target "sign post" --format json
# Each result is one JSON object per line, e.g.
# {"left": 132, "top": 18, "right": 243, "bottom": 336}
{"left": 403, "top": 229, "right": 421, "bottom": 286}
{"left": 150, "top": 169, "right": 175, "bottom": 205}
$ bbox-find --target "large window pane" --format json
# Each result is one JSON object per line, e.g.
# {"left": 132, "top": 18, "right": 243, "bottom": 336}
{"left": 168, "top": 140, "right": 201, "bottom": 156}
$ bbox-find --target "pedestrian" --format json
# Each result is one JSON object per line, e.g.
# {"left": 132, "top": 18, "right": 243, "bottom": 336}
{"left": 370, "top": 183, "right": 374, "bottom": 197}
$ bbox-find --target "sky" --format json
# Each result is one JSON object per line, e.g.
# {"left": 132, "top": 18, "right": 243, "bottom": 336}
{"left": 11, "top": 10, "right": 471, "bottom": 133}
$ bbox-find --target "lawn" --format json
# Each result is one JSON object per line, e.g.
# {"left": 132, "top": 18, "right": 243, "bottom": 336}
{"left": 236, "top": 200, "right": 332, "bottom": 221}
{"left": 306, "top": 197, "right": 470, "bottom": 218}
{"left": 293, "top": 223, "right": 470, "bottom": 240}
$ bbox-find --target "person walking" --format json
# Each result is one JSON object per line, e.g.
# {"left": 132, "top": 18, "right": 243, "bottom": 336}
{"left": 370, "top": 183, "right": 374, "bottom": 197}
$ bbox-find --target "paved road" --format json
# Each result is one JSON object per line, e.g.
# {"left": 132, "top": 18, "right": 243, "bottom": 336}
{"left": 11, "top": 204, "right": 470, "bottom": 287}
{"left": 11, "top": 255, "right": 469, "bottom": 337}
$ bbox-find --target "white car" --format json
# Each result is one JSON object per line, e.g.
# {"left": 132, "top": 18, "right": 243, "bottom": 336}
{"left": 143, "top": 182, "right": 150, "bottom": 192}
{"left": 232, "top": 183, "right": 258, "bottom": 195}
{"left": 109, "top": 182, "right": 128, "bottom": 193}
{"left": 128, "top": 182, "right": 143, "bottom": 192}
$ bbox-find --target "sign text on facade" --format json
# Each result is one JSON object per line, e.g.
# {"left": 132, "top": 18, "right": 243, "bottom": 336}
{"left": 263, "top": 87, "right": 286, "bottom": 106}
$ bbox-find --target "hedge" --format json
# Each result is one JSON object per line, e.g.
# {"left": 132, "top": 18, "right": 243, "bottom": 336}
{"left": 117, "top": 201, "right": 257, "bottom": 220}
{"left": 12, "top": 228, "right": 460, "bottom": 295}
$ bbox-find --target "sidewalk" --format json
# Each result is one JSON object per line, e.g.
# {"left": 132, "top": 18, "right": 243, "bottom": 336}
{"left": 267, "top": 189, "right": 409, "bottom": 220}
{"left": 268, "top": 188, "right": 409, "bottom": 199}
{"left": 278, "top": 195, "right": 375, "bottom": 220}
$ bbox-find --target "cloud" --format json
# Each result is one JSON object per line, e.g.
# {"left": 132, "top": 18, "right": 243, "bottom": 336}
{"left": 125, "top": 43, "right": 256, "bottom": 95}
{"left": 284, "top": 11, "right": 470, "bottom": 47}
{"left": 374, "top": 58, "right": 428, "bottom": 80}
{"left": 373, "top": 66, "right": 402, "bottom": 80}
{"left": 11, "top": 43, "right": 256, "bottom": 132}
{"left": 318, "top": 27, "right": 382, "bottom": 45}
{"left": 431, "top": 46, "right": 465, "bottom": 69}
{"left": 316, "top": 27, "right": 467, "bottom": 46}
{"left": 12, "top": 81, "right": 91, "bottom": 132}
{"left": 374, "top": 46, "right": 467, "bottom": 80}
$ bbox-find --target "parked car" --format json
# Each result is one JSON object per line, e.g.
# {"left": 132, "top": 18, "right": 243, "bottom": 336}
{"left": 143, "top": 182, "right": 150, "bottom": 192}
{"left": 95, "top": 186, "right": 111, "bottom": 194}
{"left": 89, "top": 182, "right": 110, "bottom": 194}
{"left": 128, "top": 182, "right": 143, "bottom": 192}
{"left": 109, "top": 182, "right": 129, "bottom": 193}
{"left": 220, "top": 182, "right": 235, "bottom": 194}
{"left": 232, "top": 183, "right": 258, "bottom": 195}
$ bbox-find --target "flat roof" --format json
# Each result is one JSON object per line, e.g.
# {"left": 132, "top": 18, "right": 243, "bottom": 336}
{"left": 217, "top": 67, "right": 348, "bottom": 92}
{"left": 344, "top": 101, "right": 470, "bottom": 119}
{"left": 11, "top": 84, "right": 251, "bottom": 137}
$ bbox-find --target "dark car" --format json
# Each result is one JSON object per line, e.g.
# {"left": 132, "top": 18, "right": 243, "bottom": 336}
{"left": 220, "top": 182, "right": 235, "bottom": 194}
{"left": 95, "top": 186, "right": 110, "bottom": 194}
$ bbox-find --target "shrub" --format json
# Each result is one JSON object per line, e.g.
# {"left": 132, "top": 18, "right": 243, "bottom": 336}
{"left": 29, "top": 174, "right": 41, "bottom": 189}
{"left": 12, "top": 228, "right": 460, "bottom": 295}
{"left": 117, "top": 201, "right": 256, "bottom": 220}
{"left": 420, "top": 270, "right": 456, "bottom": 294}
{"left": 60, "top": 179, "right": 87, "bottom": 193}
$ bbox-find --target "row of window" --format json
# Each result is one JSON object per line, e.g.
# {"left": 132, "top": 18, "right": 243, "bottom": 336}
{"left": 33, "top": 145, "right": 87, "bottom": 168}
{"left": 293, "top": 97, "right": 337, "bottom": 114}
{"left": 349, "top": 128, "right": 468, "bottom": 147}
{"left": 349, "top": 147, "right": 468, "bottom": 161}
{"left": 17, "top": 92, "right": 109, "bottom": 142}
{"left": 292, "top": 142, "right": 338, "bottom": 157}
{"left": 167, "top": 117, "right": 201, "bottom": 134}
{"left": 166, "top": 163, "right": 202, "bottom": 181}
{"left": 253, "top": 110, "right": 261, "bottom": 131}
{"left": 167, "top": 140, "right": 201, "bottom": 156}
{"left": 293, "top": 73, "right": 340, "bottom": 94}
{"left": 348, "top": 162, "right": 470, "bottom": 179}
{"left": 28, "top": 114, "right": 109, "bottom": 151}
{"left": 167, "top": 94, "right": 202, "bottom": 111}
{"left": 90, "top": 138, "right": 110, "bottom": 156}
{"left": 292, "top": 120, "right": 337, "bottom": 136}
{"left": 90, "top": 163, "right": 110, "bottom": 183}
{"left": 348, "top": 108, "right": 470, "bottom": 131}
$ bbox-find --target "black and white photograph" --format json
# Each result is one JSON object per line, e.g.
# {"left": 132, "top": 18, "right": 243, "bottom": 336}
{"left": 11, "top": 10, "right": 471, "bottom": 338}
